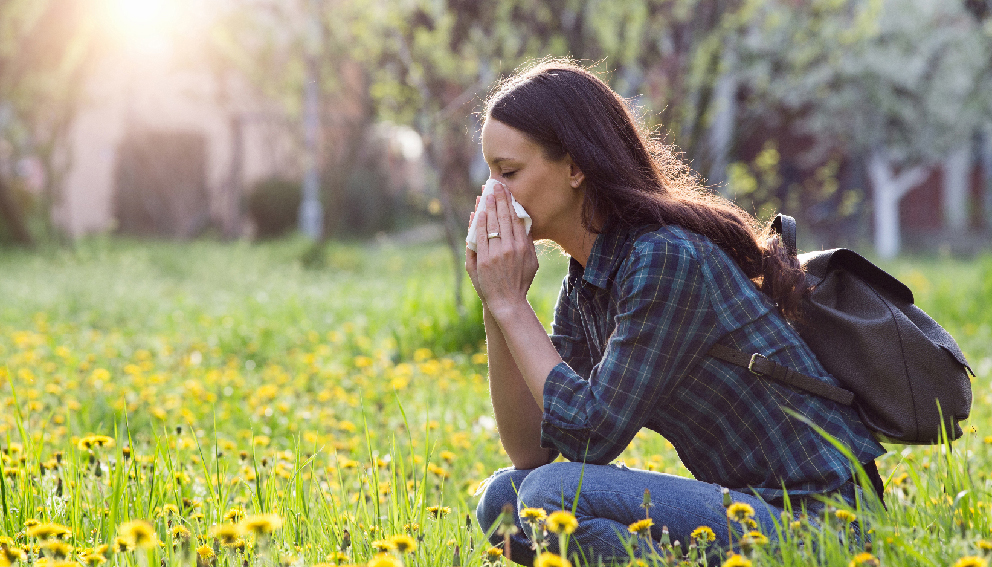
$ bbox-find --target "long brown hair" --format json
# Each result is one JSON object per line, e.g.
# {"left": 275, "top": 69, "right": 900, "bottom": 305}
{"left": 485, "top": 59, "right": 806, "bottom": 321}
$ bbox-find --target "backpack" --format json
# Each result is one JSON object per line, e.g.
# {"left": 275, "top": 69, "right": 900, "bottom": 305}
{"left": 709, "top": 214, "right": 974, "bottom": 446}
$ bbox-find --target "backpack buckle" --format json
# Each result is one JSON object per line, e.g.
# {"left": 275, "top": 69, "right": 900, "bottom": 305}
{"left": 748, "top": 353, "right": 767, "bottom": 375}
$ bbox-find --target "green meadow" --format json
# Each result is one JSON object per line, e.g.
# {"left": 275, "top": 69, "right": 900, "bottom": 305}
{"left": 0, "top": 237, "right": 990, "bottom": 567}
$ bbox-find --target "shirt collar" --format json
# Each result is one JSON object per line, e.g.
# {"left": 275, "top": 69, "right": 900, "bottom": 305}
{"left": 570, "top": 222, "right": 638, "bottom": 290}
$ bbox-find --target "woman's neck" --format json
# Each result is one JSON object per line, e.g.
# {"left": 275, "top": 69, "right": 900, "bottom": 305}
{"left": 571, "top": 231, "right": 599, "bottom": 268}
{"left": 555, "top": 215, "right": 602, "bottom": 268}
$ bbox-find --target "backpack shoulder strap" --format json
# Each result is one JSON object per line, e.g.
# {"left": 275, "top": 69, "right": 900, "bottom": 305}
{"left": 772, "top": 214, "right": 798, "bottom": 257}
{"left": 708, "top": 344, "right": 855, "bottom": 406}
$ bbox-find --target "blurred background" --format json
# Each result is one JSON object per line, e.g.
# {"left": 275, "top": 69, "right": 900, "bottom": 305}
{"left": 1, "top": 0, "right": 991, "bottom": 261}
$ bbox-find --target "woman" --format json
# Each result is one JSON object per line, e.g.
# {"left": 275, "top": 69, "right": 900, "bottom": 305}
{"left": 467, "top": 60, "right": 883, "bottom": 565}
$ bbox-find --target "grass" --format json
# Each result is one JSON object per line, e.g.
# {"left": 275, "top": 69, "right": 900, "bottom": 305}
{"left": 0, "top": 236, "right": 989, "bottom": 567}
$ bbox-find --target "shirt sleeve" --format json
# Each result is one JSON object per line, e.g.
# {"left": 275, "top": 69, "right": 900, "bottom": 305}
{"left": 548, "top": 275, "right": 594, "bottom": 379}
{"left": 540, "top": 237, "right": 721, "bottom": 464}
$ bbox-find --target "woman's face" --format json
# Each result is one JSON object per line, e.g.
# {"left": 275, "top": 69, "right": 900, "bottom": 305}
{"left": 480, "top": 118, "right": 585, "bottom": 242}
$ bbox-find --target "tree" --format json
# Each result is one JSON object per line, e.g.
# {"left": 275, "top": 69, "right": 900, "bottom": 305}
{"left": 0, "top": 0, "right": 98, "bottom": 245}
{"left": 737, "top": 0, "right": 992, "bottom": 257}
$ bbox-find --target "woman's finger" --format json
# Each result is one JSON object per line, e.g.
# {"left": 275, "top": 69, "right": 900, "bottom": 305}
{"left": 493, "top": 183, "right": 515, "bottom": 242}
{"left": 475, "top": 207, "right": 490, "bottom": 255}
{"left": 484, "top": 191, "right": 501, "bottom": 248}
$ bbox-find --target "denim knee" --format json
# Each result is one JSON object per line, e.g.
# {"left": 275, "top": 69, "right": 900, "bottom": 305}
{"left": 515, "top": 462, "right": 578, "bottom": 512}
{"left": 476, "top": 467, "right": 529, "bottom": 541}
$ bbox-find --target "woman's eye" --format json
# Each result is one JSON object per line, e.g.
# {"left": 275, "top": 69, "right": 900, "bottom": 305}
{"left": 501, "top": 171, "right": 517, "bottom": 178}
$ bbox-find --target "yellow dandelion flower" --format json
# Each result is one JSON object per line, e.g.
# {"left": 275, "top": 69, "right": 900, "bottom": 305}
{"left": 427, "top": 463, "right": 450, "bottom": 479}
{"left": 835, "top": 509, "right": 857, "bottom": 524}
{"left": 953, "top": 557, "right": 988, "bottom": 567}
{"left": 23, "top": 520, "right": 40, "bottom": 529}
{"left": 627, "top": 518, "right": 653, "bottom": 537}
{"left": 978, "top": 540, "right": 992, "bottom": 551}
{"left": 240, "top": 513, "right": 283, "bottom": 535}
{"left": 117, "top": 520, "right": 157, "bottom": 549}
{"left": 726, "top": 503, "right": 755, "bottom": 522}
{"left": 741, "top": 531, "right": 768, "bottom": 546}
{"left": 91, "top": 435, "right": 115, "bottom": 448}
{"left": 370, "top": 540, "right": 395, "bottom": 553}
{"left": 224, "top": 538, "right": 250, "bottom": 553}
{"left": 366, "top": 554, "right": 401, "bottom": 567}
{"left": 209, "top": 523, "right": 244, "bottom": 545}
{"left": 722, "top": 554, "right": 752, "bottom": 567}
{"left": 388, "top": 535, "right": 416, "bottom": 554}
{"left": 534, "top": 552, "right": 572, "bottom": 567}
{"left": 426, "top": 506, "right": 451, "bottom": 519}
{"left": 322, "top": 551, "right": 350, "bottom": 564}
{"left": 112, "top": 537, "right": 132, "bottom": 553}
{"left": 486, "top": 546, "right": 504, "bottom": 559}
{"left": 691, "top": 525, "right": 716, "bottom": 545}
{"left": 40, "top": 541, "right": 72, "bottom": 559}
{"left": 522, "top": 508, "right": 547, "bottom": 523}
{"left": 171, "top": 526, "right": 191, "bottom": 542}
{"left": 196, "top": 545, "right": 215, "bottom": 560}
{"left": 1, "top": 542, "right": 26, "bottom": 564}
{"left": 27, "top": 523, "right": 72, "bottom": 541}
{"left": 159, "top": 504, "right": 179, "bottom": 518}
{"left": 546, "top": 511, "right": 578, "bottom": 535}
{"left": 224, "top": 508, "right": 245, "bottom": 523}
{"left": 81, "top": 551, "right": 107, "bottom": 566}
{"left": 849, "top": 552, "right": 880, "bottom": 567}
{"left": 77, "top": 435, "right": 115, "bottom": 451}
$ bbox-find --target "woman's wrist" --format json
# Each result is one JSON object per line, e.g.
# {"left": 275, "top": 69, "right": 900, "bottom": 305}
{"left": 486, "top": 297, "right": 533, "bottom": 326}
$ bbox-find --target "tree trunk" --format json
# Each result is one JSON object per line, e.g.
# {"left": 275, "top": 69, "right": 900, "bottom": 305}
{"left": 942, "top": 141, "right": 971, "bottom": 234}
{"left": 980, "top": 124, "right": 992, "bottom": 231}
{"left": 869, "top": 149, "right": 928, "bottom": 259}
{"left": 432, "top": 119, "right": 478, "bottom": 315}
{"left": 0, "top": 172, "right": 34, "bottom": 247}
{"left": 708, "top": 43, "right": 737, "bottom": 194}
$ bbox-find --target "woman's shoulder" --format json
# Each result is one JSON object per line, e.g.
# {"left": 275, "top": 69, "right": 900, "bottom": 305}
{"left": 603, "top": 224, "right": 715, "bottom": 287}
{"left": 622, "top": 223, "right": 766, "bottom": 304}
{"left": 625, "top": 224, "right": 718, "bottom": 264}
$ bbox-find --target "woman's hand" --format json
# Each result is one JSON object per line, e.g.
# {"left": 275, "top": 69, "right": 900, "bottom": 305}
{"left": 465, "top": 182, "right": 538, "bottom": 316}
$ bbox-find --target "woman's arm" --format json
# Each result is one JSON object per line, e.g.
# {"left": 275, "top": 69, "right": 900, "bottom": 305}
{"left": 481, "top": 304, "right": 553, "bottom": 468}
{"left": 467, "top": 187, "right": 557, "bottom": 468}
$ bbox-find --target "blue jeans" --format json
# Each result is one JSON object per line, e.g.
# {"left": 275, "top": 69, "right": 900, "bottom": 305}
{"left": 476, "top": 462, "right": 856, "bottom": 566}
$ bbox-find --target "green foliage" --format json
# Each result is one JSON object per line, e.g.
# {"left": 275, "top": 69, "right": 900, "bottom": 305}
{"left": 0, "top": 180, "right": 38, "bottom": 244}
{"left": 246, "top": 178, "right": 303, "bottom": 239}
{"left": 738, "top": 0, "right": 992, "bottom": 161}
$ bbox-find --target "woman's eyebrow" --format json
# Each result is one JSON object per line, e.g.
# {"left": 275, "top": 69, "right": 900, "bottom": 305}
{"left": 491, "top": 157, "right": 516, "bottom": 165}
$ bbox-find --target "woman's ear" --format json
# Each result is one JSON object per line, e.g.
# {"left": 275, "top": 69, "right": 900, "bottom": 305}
{"left": 567, "top": 156, "right": 585, "bottom": 189}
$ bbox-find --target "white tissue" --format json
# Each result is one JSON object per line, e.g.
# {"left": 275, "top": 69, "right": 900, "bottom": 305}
{"left": 465, "top": 179, "right": 532, "bottom": 251}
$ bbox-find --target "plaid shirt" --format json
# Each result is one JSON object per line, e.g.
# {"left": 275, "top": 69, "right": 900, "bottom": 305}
{"left": 542, "top": 223, "right": 884, "bottom": 502}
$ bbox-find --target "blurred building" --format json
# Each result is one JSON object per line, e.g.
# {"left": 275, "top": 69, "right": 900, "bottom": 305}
{"left": 47, "top": 0, "right": 309, "bottom": 239}
{"left": 56, "top": 54, "right": 299, "bottom": 238}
